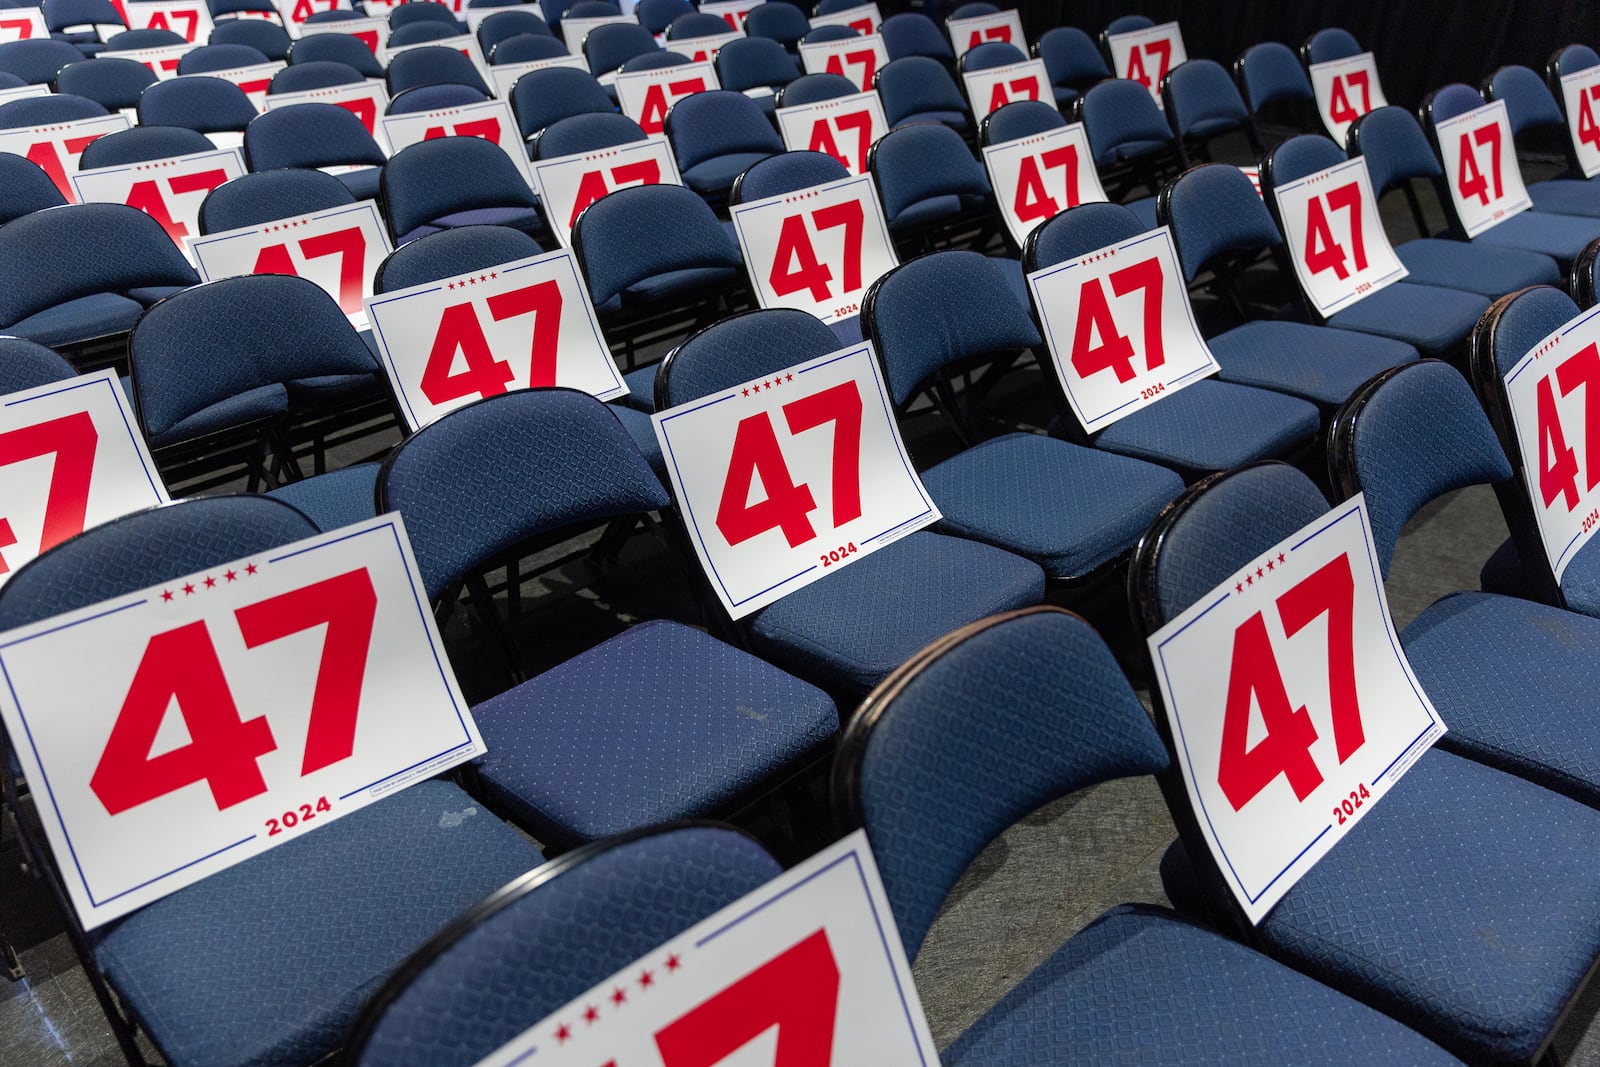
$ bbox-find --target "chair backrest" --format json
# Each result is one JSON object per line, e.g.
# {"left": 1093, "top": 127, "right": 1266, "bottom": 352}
{"left": 79, "top": 125, "right": 214, "bottom": 168}
{"left": 1022, "top": 200, "right": 1145, "bottom": 275}
{"left": 378, "top": 388, "right": 669, "bottom": 599}
{"left": 663, "top": 89, "right": 784, "bottom": 172}
{"left": 573, "top": 183, "right": 743, "bottom": 306}
{"left": 619, "top": 47, "right": 686, "bottom": 72}
{"left": 344, "top": 825, "right": 781, "bottom": 1067}
{"left": 775, "top": 70, "right": 855, "bottom": 106}
{"left": 1236, "top": 40, "right": 1313, "bottom": 112}
{"left": 0, "top": 496, "right": 318, "bottom": 632}
{"left": 57, "top": 56, "right": 156, "bottom": 113}
{"left": 863, "top": 249, "right": 1039, "bottom": 405}
{"left": 1103, "top": 13, "right": 1152, "bottom": 36}
{"left": 0, "top": 154, "right": 66, "bottom": 223}
{"left": 138, "top": 76, "right": 257, "bottom": 134}
{"left": 129, "top": 273, "right": 375, "bottom": 443}
{"left": 1347, "top": 105, "right": 1443, "bottom": 196}
{"left": 1159, "top": 162, "right": 1284, "bottom": 282}
{"left": 959, "top": 39, "right": 1024, "bottom": 73}
{"left": 1549, "top": 43, "right": 1600, "bottom": 83}
{"left": 582, "top": 21, "right": 659, "bottom": 75}
{"left": 1329, "top": 359, "right": 1513, "bottom": 576}
{"left": 634, "top": 0, "right": 691, "bottom": 34}
{"left": 0, "top": 203, "right": 198, "bottom": 330}
{"left": 42, "top": 0, "right": 124, "bottom": 33}
{"left": 1485, "top": 64, "right": 1565, "bottom": 137}
{"left": 879, "top": 12, "right": 951, "bottom": 63}
{"left": 665, "top": 10, "right": 728, "bottom": 39}
{"left": 815, "top": 0, "right": 862, "bottom": 13}
{"left": 868, "top": 121, "right": 988, "bottom": 226}
{"left": 531, "top": 110, "right": 646, "bottom": 159}
{"left": 177, "top": 42, "right": 270, "bottom": 74}
{"left": 380, "top": 135, "right": 538, "bottom": 241}
{"left": 802, "top": 24, "right": 858, "bottom": 44}
{"left": 1425, "top": 81, "right": 1485, "bottom": 125}
{"left": 0, "top": 336, "right": 75, "bottom": 396}
{"left": 1304, "top": 26, "right": 1361, "bottom": 65}
{"left": 491, "top": 31, "right": 568, "bottom": 63}
{"left": 303, "top": 8, "right": 369, "bottom": 24}
{"left": 386, "top": 44, "right": 491, "bottom": 95}
{"left": 390, "top": 0, "right": 463, "bottom": 29}
{"left": 0, "top": 92, "right": 106, "bottom": 129}
{"left": 478, "top": 8, "right": 551, "bottom": 51}
{"left": 244, "top": 102, "right": 388, "bottom": 171}
{"left": 198, "top": 167, "right": 357, "bottom": 233}
{"left": 731, "top": 149, "right": 847, "bottom": 204}
{"left": 209, "top": 0, "right": 279, "bottom": 18}
{"left": 979, "top": 98, "right": 1064, "bottom": 146}
{"left": 269, "top": 58, "right": 364, "bottom": 93}
{"left": 716, "top": 36, "right": 799, "bottom": 93}
{"left": 0, "top": 39, "right": 86, "bottom": 84}
{"left": 835, "top": 606, "right": 1168, "bottom": 961}
{"left": 509, "top": 65, "right": 612, "bottom": 138}
{"left": 946, "top": 0, "right": 997, "bottom": 18}
{"left": 657, "top": 306, "right": 840, "bottom": 408}
{"left": 1034, "top": 25, "right": 1107, "bottom": 91}
{"left": 389, "top": 21, "right": 464, "bottom": 46}
{"left": 103, "top": 26, "right": 185, "bottom": 49}
{"left": 1078, "top": 75, "right": 1172, "bottom": 166}
{"left": 387, "top": 82, "right": 489, "bottom": 113}
{"left": 288, "top": 32, "right": 386, "bottom": 78}
{"left": 1261, "top": 132, "right": 1345, "bottom": 191}
{"left": 209, "top": 18, "right": 292, "bottom": 61}
{"left": 1575, "top": 236, "right": 1600, "bottom": 309}
{"left": 1163, "top": 58, "right": 1249, "bottom": 140}
{"left": 743, "top": 0, "right": 809, "bottom": 47}
{"left": 568, "top": 0, "right": 621, "bottom": 15}
{"left": 374, "top": 224, "right": 542, "bottom": 292}
{"left": 874, "top": 55, "right": 965, "bottom": 125}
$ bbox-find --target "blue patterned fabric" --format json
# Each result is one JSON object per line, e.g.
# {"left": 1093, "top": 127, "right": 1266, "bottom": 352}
{"left": 287, "top": 33, "right": 385, "bottom": 78}
{"left": 1427, "top": 82, "right": 1485, "bottom": 124}
{"left": 138, "top": 77, "right": 256, "bottom": 134}
{"left": 380, "top": 389, "right": 669, "bottom": 599}
{"left": 1103, "top": 13, "right": 1152, "bottom": 34}
{"left": 777, "top": 71, "right": 856, "bottom": 106}
{"left": 734, "top": 150, "right": 846, "bottom": 203}
{"left": 387, "top": 45, "right": 491, "bottom": 95}
{"left": 391, "top": 1, "right": 464, "bottom": 29}
{"left": 871, "top": 122, "right": 989, "bottom": 230}
{"left": 742, "top": 0, "right": 808, "bottom": 47}
{"left": 509, "top": 66, "right": 614, "bottom": 136}
{"left": 920, "top": 432, "right": 1182, "bottom": 578}
{"left": 381, "top": 137, "right": 540, "bottom": 245}
{"left": 492, "top": 31, "right": 568, "bottom": 64}
{"left": 210, "top": 19, "right": 292, "bottom": 61}
{"left": 1237, "top": 41, "right": 1312, "bottom": 112}
{"left": 533, "top": 112, "right": 646, "bottom": 159}
{"left": 610, "top": 403, "right": 664, "bottom": 473}
{"left": 94, "top": 780, "right": 541, "bottom": 1067}
{"left": 400, "top": 205, "right": 545, "bottom": 245}
{"left": 1092, "top": 378, "right": 1319, "bottom": 472}
{"left": 103, "top": 28, "right": 186, "bottom": 50}
{"left": 55, "top": 56, "right": 155, "bottom": 112}
{"left": 0, "top": 92, "right": 105, "bottom": 128}
{"left": 1489, "top": 64, "right": 1566, "bottom": 135}
{"left": 876, "top": 56, "right": 967, "bottom": 126}
{"left": 270, "top": 60, "right": 365, "bottom": 93}
{"left": 944, "top": 905, "right": 1461, "bottom": 1064}
{"left": 0, "top": 336, "right": 74, "bottom": 393}
{"left": 1325, "top": 281, "right": 1488, "bottom": 356}
{"left": 1206, "top": 319, "right": 1417, "bottom": 406}
{"left": 1305, "top": 27, "right": 1360, "bottom": 64}
{"left": 664, "top": 90, "right": 783, "bottom": 194}
{"left": 1161, "top": 163, "right": 1285, "bottom": 281}
{"left": 880, "top": 13, "right": 952, "bottom": 62}
{"left": 1393, "top": 238, "right": 1559, "bottom": 298}
{"left": 198, "top": 168, "right": 358, "bottom": 235}
{"left": 390, "top": 21, "right": 463, "bottom": 46}
{"left": 982, "top": 99, "right": 1063, "bottom": 146}
{"left": 1527, "top": 181, "right": 1600, "bottom": 218}
{"left": 572, "top": 184, "right": 742, "bottom": 307}
{"left": 471, "top": 619, "right": 835, "bottom": 845}
{"left": 4, "top": 293, "right": 143, "bottom": 348}
{"left": 79, "top": 126, "right": 213, "bottom": 168}
{"left": 1554, "top": 44, "right": 1600, "bottom": 78}
{"left": 802, "top": 24, "right": 857, "bottom": 44}
{"left": 1266, "top": 132, "right": 1344, "bottom": 185}
{"left": 1035, "top": 27, "right": 1107, "bottom": 99}
{"left": 390, "top": 85, "right": 491, "bottom": 117}
{"left": 1080, "top": 78, "right": 1172, "bottom": 167}
{"left": 679, "top": 150, "right": 778, "bottom": 196}
{"left": 478, "top": 9, "right": 552, "bottom": 51}
{"left": 265, "top": 463, "right": 381, "bottom": 532}
{"left": 961, "top": 40, "right": 1024, "bottom": 73}
{"left": 1164, "top": 59, "right": 1248, "bottom": 141}
{"left": 581, "top": 21, "right": 656, "bottom": 75}
{"left": 353, "top": 827, "right": 778, "bottom": 1067}
{"left": 375, "top": 224, "right": 541, "bottom": 293}
{"left": 748, "top": 530, "right": 1044, "bottom": 692}
{"left": 1350, "top": 106, "right": 1443, "bottom": 196}
{"left": 177, "top": 43, "right": 269, "bottom": 73}
{"left": 659, "top": 307, "right": 838, "bottom": 407}
{"left": 1027, "top": 201, "right": 1142, "bottom": 267}
{"left": 1469, "top": 210, "right": 1600, "bottom": 271}
{"left": 665, "top": 11, "right": 729, "bottom": 39}
{"left": 0, "top": 39, "right": 84, "bottom": 84}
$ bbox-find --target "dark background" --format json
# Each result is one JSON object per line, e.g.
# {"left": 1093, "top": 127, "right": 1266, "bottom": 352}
{"left": 1012, "top": 0, "right": 1598, "bottom": 109}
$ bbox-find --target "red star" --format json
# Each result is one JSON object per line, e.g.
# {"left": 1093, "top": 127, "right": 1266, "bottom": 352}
{"left": 665, "top": 954, "right": 681, "bottom": 971}
{"left": 161, "top": 589, "right": 174, "bottom": 601}
{"left": 1234, "top": 582, "right": 1243, "bottom": 594}
{"left": 245, "top": 563, "right": 258, "bottom": 575}
{"left": 489, "top": 271, "right": 498, "bottom": 279}
{"left": 785, "top": 372, "right": 793, "bottom": 382}
{"left": 639, "top": 969, "right": 654, "bottom": 988}
{"left": 1244, "top": 575, "right": 1253, "bottom": 587}
{"left": 183, "top": 582, "right": 196, "bottom": 595}
{"left": 555, "top": 1024, "right": 572, "bottom": 1043}
{"left": 479, "top": 274, "right": 488, "bottom": 282}
{"left": 741, "top": 387, "right": 749, "bottom": 396}
{"left": 751, "top": 381, "right": 761, "bottom": 392}
{"left": 204, "top": 575, "right": 216, "bottom": 588}
{"left": 771, "top": 376, "right": 781, "bottom": 386}
{"left": 583, "top": 1005, "right": 599, "bottom": 1024}
{"left": 1278, "top": 553, "right": 1285, "bottom": 564}
{"left": 1256, "top": 567, "right": 1264, "bottom": 578}
{"left": 1266, "top": 559, "right": 1274, "bottom": 572}
{"left": 447, "top": 282, "right": 456, "bottom": 290}
{"left": 225, "top": 570, "right": 237, "bottom": 582}
{"left": 611, "top": 987, "right": 627, "bottom": 1006}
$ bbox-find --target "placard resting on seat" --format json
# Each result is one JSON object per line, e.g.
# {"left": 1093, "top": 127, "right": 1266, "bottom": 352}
{"left": 1309, "top": 52, "right": 1387, "bottom": 145}
{"left": 295, "top": 14, "right": 387, "bottom": 55}
{"left": 961, "top": 56, "right": 1052, "bottom": 121}
{"left": 1272, "top": 156, "right": 1407, "bottom": 319}
{"left": 530, "top": 133, "right": 681, "bottom": 247}
{"left": 615, "top": 58, "right": 718, "bottom": 135}
{"left": 946, "top": 8, "right": 1022, "bottom": 59}
{"left": 1104, "top": 20, "right": 1184, "bottom": 108}
{"left": 0, "top": 113, "right": 132, "bottom": 201}
{"left": 671, "top": 29, "right": 741, "bottom": 65}
{"left": 808, "top": 0, "right": 881, "bottom": 37}
{"left": 1436, "top": 99, "right": 1533, "bottom": 239}
{"left": 489, "top": 52, "right": 588, "bottom": 98}
{"left": 1558, "top": 64, "right": 1600, "bottom": 180}
{"left": 270, "top": 0, "right": 351, "bottom": 36}
{"left": 71, "top": 146, "right": 246, "bottom": 251}
{"left": 798, "top": 33, "right": 888, "bottom": 93}
{"left": 261, "top": 80, "right": 392, "bottom": 144}
{"left": 776, "top": 89, "right": 888, "bottom": 176}
{"left": 96, "top": 42, "right": 194, "bottom": 78}
{"left": 115, "top": 0, "right": 213, "bottom": 44}
{"left": 381, "top": 98, "right": 536, "bottom": 187}
{"left": 983, "top": 122, "right": 1107, "bottom": 247}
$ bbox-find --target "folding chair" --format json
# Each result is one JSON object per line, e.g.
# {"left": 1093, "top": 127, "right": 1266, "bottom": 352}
{"left": 568, "top": 0, "right": 621, "bottom": 15}
{"left": 775, "top": 70, "right": 855, "bottom": 106}
{"left": 867, "top": 121, "right": 993, "bottom": 252}
{"left": 0, "top": 38, "right": 86, "bottom": 84}
{"left": 874, "top": 55, "right": 969, "bottom": 135}
{"left": 1546, "top": 42, "right": 1599, "bottom": 92}
{"left": 477, "top": 8, "right": 551, "bottom": 53}
{"left": 656, "top": 308, "right": 1047, "bottom": 694}
{"left": 979, "top": 96, "right": 1061, "bottom": 146}
{"left": 389, "top": 22, "right": 465, "bottom": 46}
{"left": 1234, "top": 40, "right": 1316, "bottom": 135}
{"left": 288, "top": 32, "right": 386, "bottom": 79}
{"left": 0, "top": 155, "right": 66, "bottom": 224}
{"left": 663, "top": 89, "right": 784, "bottom": 202}
{"left": 716, "top": 36, "right": 800, "bottom": 114}
{"left": 530, "top": 110, "right": 646, "bottom": 159}
{"left": 390, "top": 0, "right": 465, "bottom": 31}
{"left": 743, "top": 0, "right": 808, "bottom": 52}
{"left": 138, "top": 76, "right": 257, "bottom": 139}
{"left": 0, "top": 336, "right": 75, "bottom": 394}
{"left": 387, "top": 83, "right": 488, "bottom": 113}
{"left": 386, "top": 44, "right": 491, "bottom": 96}
{"left": 509, "top": 65, "right": 613, "bottom": 142}
{"left": 879, "top": 12, "right": 952, "bottom": 64}
{"left": 582, "top": 21, "right": 658, "bottom": 77}
{"left": 343, "top": 824, "right": 782, "bottom": 1067}
{"left": 958, "top": 38, "right": 1022, "bottom": 75}
{"left": 269, "top": 58, "right": 365, "bottom": 92}
{"left": 244, "top": 102, "right": 388, "bottom": 201}
{"left": 54, "top": 55, "right": 156, "bottom": 111}
{"left": 1484, "top": 64, "right": 1600, "bottom": 218}
{"left": 1299, "top": 26, "right": 1361, "bottom": 65}
{"left": 836, "top": 605, "right": 1460, "bottom": 1066}
{"left": 1576, "top": 235, "right": 1600, "bottom": 307}
{"left": 491, "top": 30, "right": 568, "bottom": 63}
{"left": 78, "top": 125, "right": 214, "bottom": 168}
{"left": 1101, "top": 13, "right": 1151, "bottom": 37}
{"left": 620, "top": 47, "right": 687, "bottom": 72}
{"left": 1033, "top": 25, "right": 1107, "bottom": 108}
{"left": 1130, "top": 459, "right": 1600, "bottom": 1064}
{"left": 209, "top": 18, "right": 292, "bottom": 61}
{"left": 42, "top": 0, "right": 123, "bottom": 55}
{"left": 665, "top": 10, "right": 734, "bottom": 40}
{"left": 0, "top": 92, "right": 106, "bottom": 127}
{"left": 802, "top": 24, "right": 858, "bottom": 44}
{"left": 0, "top": 495, "right": 544, "bottom": 1067}
{"left": 176, "top": 42, "right": 270, "bottom": 75}
{"left": 380, "top": 135, "right": 542, "bottom": 245}
{"left": 1076, "top": 76, "right": 1180, "bottom": 229}
{"left": 1162, "top": 57, "right": 1260, "bottom": 166}
{"left": 197, "top": 168, "right": 357, "bottom": 234}
{"left": 102, "top": 26, "right": 186, "bottom": 49}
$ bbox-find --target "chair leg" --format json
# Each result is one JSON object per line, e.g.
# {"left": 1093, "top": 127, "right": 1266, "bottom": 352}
{"left": 464, "top": 575, "right": 527, "bottom": 686}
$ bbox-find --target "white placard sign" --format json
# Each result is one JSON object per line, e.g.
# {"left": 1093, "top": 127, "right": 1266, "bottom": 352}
{"left": 982, "top": 122, "right": 1106, "bottom": 248}
{"left": 809, "top": 1, "right": 881, "bottom": 36}
{"left": 560, "top": 13, "right": 631, "bottom": 54}
{"left": 473, "top": 829, "right": 939, "bottom": 1067}
{"left": 0, "top": 370, "right": 168, "bottom": 591}
{"left": 1309, "top": 53, "right": 1387, "bottom": 146}
{"left": 669, "top": 29, "right": 741, "bottom": 65}
{"left": 1436, "top": 99, "right": 1531, "bottom": 239}
{"left": 381, "top": 98, "right": 534, "bottom": 188}
{"left": 1148, "top": 495, "right": 1445, "bottom": 925}
{"left": 366, "top": 249, "right": 625, "bottom": 430}
{"left": 731, "top": 173, "right": 897, "bottom": 326}
{"left": 1503, "top": 304, "right": 1600, "bottom": 583}
{"left": 776, "top": 89, "right": 888, "bottom": 176}
{"left": 0, "top": 114, "right": 133, "bottom": 203}
{"left": 1560, "top": 65, "right": 1600, "bottom": 180}
{"left": 187, "top": 201, "right": 391, "bottom": 329}
{"left": 488, "top": 52, "right": 589, "bottom": 98}
{"left": 960, "top": 56, "right": 1051, "bottom": 120}
{"left": 0, "top": 8, "right": 47, "bottom": 42}
{"left": 615, "top": 60, "right": 718, "bottom": 135}
{"left": 115, "top": 0, "right": 213, "bottom": 42}
{"left": 0, "top": 514, "right": 487, "bottom": 929}
{"left": 385, "top": 33, "right": 493, "bottom": 86}
{"left": 1274, "top": 156, "right": 1406, "bottom": 318}
{"left": 190, "top": 61, "right": 286, "bottom": 111}
{"left": 653, "top": 343, "right": 937, "bottom": 619}
{"left": 946, "top": 8, "right": 1022, "bottom": 59}
{"left": 0, "top": 83, "right": 51, "bottom": 107}
{"left": 798, "top": 33, "right": 889, "bottom": 94}
{"left": 1240, "top": 164, "right": 1261, "bottom": 198}
{"left": 530, "top": 135, "right": 681, "bottom": 247}
{"left": 270, "top": 0, "right": 351, "bottom": 34}
{"left": 1027, "top": 226, "right": 1217, "bottom": 433}
{"left": 261, "top": 80, "right": 391, "bottom": 146}
{"left": 295, "top": 15, "right": 387, "bottom": 55}
{"left": 71, "top": 148, "right": 246, "bottom": 252}
{"left": 696, "top": 0, "right": 757, "bottom": 32}
{"left": 97, "top": 42, "right": 192, "bottom": 78}
{"left": 1105, "top": 21, "right": 1185, "bottom": 106}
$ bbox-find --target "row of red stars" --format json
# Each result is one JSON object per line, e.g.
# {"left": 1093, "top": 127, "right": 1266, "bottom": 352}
{"left": 446, "top": 272, "right": 500, "bottom": 290}
{"left": 1234, "top": 552, "right": 1287, "bottom": 594}
{"left": 260, "top": 219, "right": 310, "bottom": 232}
{"left": 741, "top": 372, "right": 796, "bottom": 397}
{"left": 160, "top": 562, "right": 258, "bottom": 601}
{"left": 552, "top": 954, "right": 682, "bottom": 1043}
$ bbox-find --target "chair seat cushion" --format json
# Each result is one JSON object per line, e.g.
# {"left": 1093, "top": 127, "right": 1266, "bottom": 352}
{"left": 398, "top": 206, "right": 544, "bottom": 245}
{"left": 1324, "top": 281, "right": 1488, "bottom": 356}
{"left": 610, "top": 402, "right": 664, "bottom": 473}
{"left": 1395, "top": 238, "right": 1560, "bottom": 299}
{"left": 1185, "top": 115, "right": 1240, "bottom": 139}
{"left": 6, "top": 292, "right": 144, "bottom": 348}
{"left": 1561, "top": 539, "right": 1600, "bottom": 616}
{"left": 680, "top": 151, "right": 779, "bottom": 195}
{"left": 1259, "top": 748, "right": 1600, "bottom": 1063}
{"left": 334, "top": 166, "right": 382, "bottom": 201}
{"left": 1051, "top": 85, "right": 1078, "bottom": 106}
{"left": 944, "top": 905, "right": 1459, "bottom": 1065}
{"left": 1402, "top": 590, "right": 1600, "bottom": 804}
{"left": 889, "top": 193, "right": 965, "bottom": 229}
{"left": 287, "top": 371, "right": 383, "bottom": 409}
{"left": 621, "top": 363, "right": 656, "bottom": 410}
{"left": 827, "top": 314, "right": 863, "bottom": 346}
{"left": 1090, "top": 378, "right": 1319, "bottom": 472}
{"left": 1475, "top": 209, "right": 1600, "bottom": 270}
{"left": 597, "top": 265, "right": 743, "bottom": 315}
{"left": 1207, "top": 319, "right": 1418, "bottom": 406}
{"left": 748, "top": 529, "right": 1044, "bottom": 693}
{"left": 890, "top": 109, "right": 968, "bottom": 133}
{"left": 265, "top": 462, "right": 382, "bottom": 532}
{"left": 146, "top": 382, "right": 289, "bottom": 448}
{"left": 1125, "top": 195, "right": 1157, "bottom": 231}
{"left": 919, "top": 432, "right": 1183, "bottom": 578}
{"left": 469, "top": 619, "right": 836, "bottom": 846}
{"left": 91, "top": 780, "right": 542, "bottom": 1067}
{"left": 1528, "top": 179, "right": 1600, "bottom": 219}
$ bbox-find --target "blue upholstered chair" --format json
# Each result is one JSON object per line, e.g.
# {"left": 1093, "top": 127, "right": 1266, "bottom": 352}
{"left": 1485, "top": 64, "right": 1600, "bottom": 218}
{"left": 380, "top": 135, "right": 543, "bottom": 245}
{"left": 78, "top": 126, "right": 214, "bottom": 169}
{"left": 244, "top": 102, "right": 388, "bottom": 202}
{"left": 509, "top": 65, "right": 613, "bottom": 141}
{"left": 879, "top": 12, "right": 951, "bottom": 64}
{"left": 386, "top": 44, "right": 491, "bottom": 96}
{"left": 1076, "top": 76, "right": 1179, "bottom": 230}
{"left": 663, "top": 89, "right": 784, "bottom": 202}
{"left": 873, "top": 55, "right": 968, "bottom": 134}
{"left": 490, "top": 29, "right": 567, "bottom": 63}
{"left": 742, "top": 0, "right": 808, "bottom": 51}
{"left": 138, "top": 76, "right": 257, "bottom": 138}
{"left": 209, "top": 18, "right": 292, "bottom": 61}
{"left": 529, "top": 111, "right": 646, "bottom": 160}
{"left": 269, "top": 58, "right": 364, "bottom": 93}
{"left": 1161, "top": 58, "right": 1260, "bottom": 166}
{"left": 1233, "top": 40, "right": 1314, "bottom": 124}
{"left": 287, "top": 32, "right": 385, "bottom": 79}
{"left": 0, "top": 91, "right": 105, "bottom": 128}
{"left": 1033, "top": 26, "right": 1107, "bottom": 108}
{"left": 0, "top": 153, "right": 67, "bottom": 224}
{"left": 0, "top": 336, "right": 75, "bottom": 394}
{"left": 1300, "top": 26, "right": 1361, "bottom": 66}
{"left": 197, "top": 168, "right": 356, "bottom": 235}
{"left": 775, "top": 70, "right": 855, "bottom": 107}
{"left": 55, "top": 55, "right": 155, "bottom": 111}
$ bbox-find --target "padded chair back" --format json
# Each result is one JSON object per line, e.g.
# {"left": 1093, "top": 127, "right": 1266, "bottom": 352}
{"left": 244, "top": 102, "right": 388, "bottom": 171}
{"left": 619, "top": 47, "right": 685, "bottom": 72}
{"left": 288, "top": 32, "right": 386, "bottom": 78}
{"left": 210, "top": 18, "right": 292, "bottom": 61}
{"left": 863, "top": 250, "right": 1039, "bottom": 405}
{"left": 1304, "top": 27, "right": 1360, "bottom": 65}
{"left": 815, "top": 0, "right": 863, "bottom": 13}
{"left": 379, "top": 388, "right": 669, "bottom": 598}
{"left": 0, "top": 154, "right": 66, "bottom": 222}
{"left": 0, "top": 93, "right": 106, "bottom": 129}
{"left": 1103, "top": 13, "right": 1152, "bottom": 36}
{"left": 1163, "top": 58, "right": 1248, "bottom": 139}
{"left": 731, "top": 149, "right": 847, "bottom": 204}
{"left": 874, "top": 55, "right": 965, "bottom": 126}
{"left": 509, "top": 65, "right": 612, "bottom": 138}
{"left": 1236, "top": 40, "right": 1313, "bottom": 112}
{"left": 742, "top": 1, "right": 808, "bottom": 48}
{"left": 775, "top": 71, "right": 855, "bottom": 106}
{"left": 530, "top": 110, "right": 646, "bottom": 159}
{"left": 103, "top": 27, "right": 185, "bottom": 49}
{"left": 835, "top": 606, "right": 1168, "bottom": 961}
{"left": 345, "top": 825, "right": 781, "bottom": 1067}
{"left": 1034, "top": 26, "right": 1107, "bottom": 92}
{"left": 79, "top": 126, "right": 214, "bottom": 169}
{"left": 1023, "top": 201, "right": 1145, "bottom": 274}
{"left": 176, "top": 42, "right": 270, "bottom": 73}
{"left": 390, "top": 1, "right": 463, "bottom": 29}
{"left": 478, "top": 9, "right": 551, "bottom": 51}
{"left": 980, "top": 98, "right": 1063, "bottom": 146}
{"left": 879, "top": 12, "right": 951, "bottom": 63}
{"left": 491, "top": 31, "right": 568, "bottom": 63}
{"left": 209, "top": 0, "right": 280, "bottom": 19}
{"left": 1078, "top": 76, "right": 1172, "bottom": 166}
{"left": 568, "top": 0, "right": 621, "bottom": 15}
{"left": 1475, "top": 284, "right": 1581, "bottom": 385}
{"left": 1347, "top": 105, "right": 1443, "bottom": 196}
{"left": 658, "top": 307, "right": 840, "bottom": 407}
{"left": 43, "top": 0, "right": 123, "bottom": 35}
{"left": 389, "top": 21, "right": 463, "bottom": 46}
{"left": 1262, "top": 132, "right": 1345, "bottom": 191}
{"left": 388, "top": 82, "right": 489, "bottom": 113}
{"left": 1329, "top": 359, "right": 1513, "bottom": 575}
{"left": 0, "top": 336, "right": 75, "bottom": 396}
{"left": 1486, "top": 64, "right": 1565, "bottom": 136}
{"left": 138, "top": 76, "right": 257, "bottom": 134}
{"left": 572, "top": 183, "right": 742, "bottom": 306}
{"left": 380, "top": 135, "right": 538, "bottom": 242}
{"left": 868, "top": 121, "right": 988, "bottom": 227}
{"left": 716, "top": 36, "right": 799, "bottom": 93}
{"left": 302, "top": 8, "right": 369, "bottom": 24}
{"left": 374, "top": 224, "right": 542, "bottom": 292}
{"left": 55, "top": 56, "right": 155, "bottom": 111}
{"left": 802, "top": 24, "right": 858, "bottom": 44}
{"left": 1159, "top": 162, "right": 1283, "bottom": 282}
{"left": 582, "top": 21, "right": 658, "bottom": 75}
{"left": 663, "top": 89, "right": 784, "bottom": 172}
{"left": 198, "top": 168, "right": 357, "bottom": 233}
{"left": 665, "top": 10, "right": 728, "bottom": 39}
{"left": 0, "top": 203, "right": 198, "bottom": 330}
{"left": 0, "top": 496, "right": 318, "bottom": 631}
{"left": 0, "top": 39, "right": 86, "bottom": 84}
{"left": 1550, "top": 43, "right": 1600, "bottom": 81}
{"left": 960, "top": 40, "right": 1024, "bottom": 73}
{"left": 269, "top": 59, "right": 364, "bottom": 93}
{"left": 946, "top": 1, "right": 997, "bottom": 18}
{"left": 1426, "top": 81, "right": 1485, "bottom": 125}
{"left": 386, "top": 45, "right": 491, "bottom": 95}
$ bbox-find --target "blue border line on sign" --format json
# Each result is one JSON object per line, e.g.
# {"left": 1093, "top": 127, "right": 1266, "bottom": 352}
{"left": 3, "top": 375, "right": 165, "bottom": 500}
